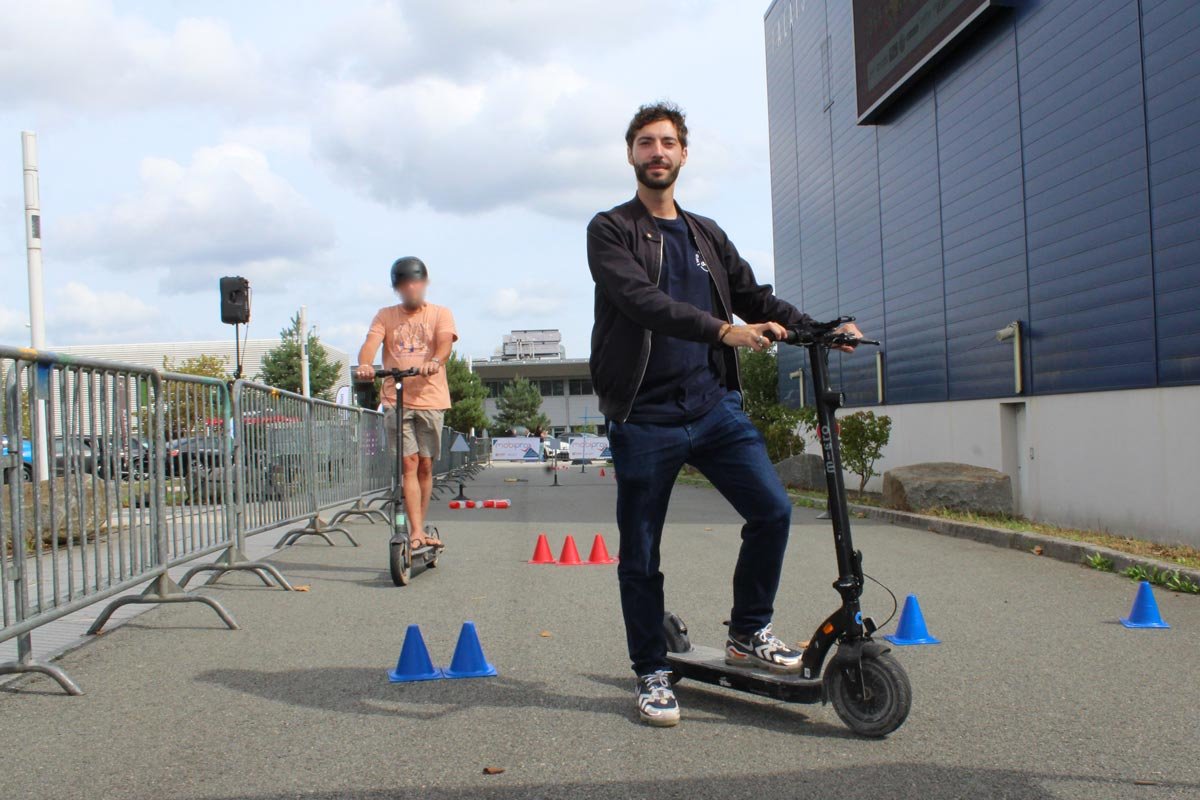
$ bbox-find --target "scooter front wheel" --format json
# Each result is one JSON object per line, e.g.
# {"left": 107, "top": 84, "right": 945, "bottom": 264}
{"left": 825, "top": 653, "right": 911, "bottom": 737}
{"left": 389, "top": 540, "right": 411, "bottom": 586}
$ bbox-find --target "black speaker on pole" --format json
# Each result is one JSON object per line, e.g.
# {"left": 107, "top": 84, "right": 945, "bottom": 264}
{"left": 220, "top": 276, "right": 251, "bottom": 324}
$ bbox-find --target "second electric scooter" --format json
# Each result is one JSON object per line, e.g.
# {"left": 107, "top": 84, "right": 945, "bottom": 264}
{"left": 662, "top": 317, "right": 912, "bottom": 738}
{"left": 355, "top": 366, "right": 443, "bottom": 586}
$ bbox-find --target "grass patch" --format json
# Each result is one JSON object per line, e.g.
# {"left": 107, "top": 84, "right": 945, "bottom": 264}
{"left": 680, "top": 471, "right": 1200, "bottom": 578}
{"left": 912, "top": 507, "right": 1200, "bottom": 572}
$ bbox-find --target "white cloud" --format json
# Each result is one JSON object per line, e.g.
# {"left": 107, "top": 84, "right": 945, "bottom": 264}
{"left": 313, "top": 62, "right": 633, "bottom": 219}
{"left": 47, "top": 281, "right": 162, "bottom": 343}
{"left": 0, "top": 0, "right": 267, "bottom": 111}
{"left": 487, "top": 284, "right": 570, "bottom": 320}
{"left": 58, "top": 143, "right": 335, "bottom": 292}
{"left": 315, "top": 0, "right": 700, "bottom": 84}
{"left": 221, "top": 124, "right": 312, "bottom": 157}
{"left": 0, "top": 306, "right": 28, "bottom": 342}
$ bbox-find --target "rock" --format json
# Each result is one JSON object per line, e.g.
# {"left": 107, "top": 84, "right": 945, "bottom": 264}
{"left": 774, "top": 453, "right": 826, "bottom": 491}
{"left": 882, "top": 463, "right": 1013, "bottom": 516}
{"left": 19, "top": 478, "right": 109, "bottom": 547}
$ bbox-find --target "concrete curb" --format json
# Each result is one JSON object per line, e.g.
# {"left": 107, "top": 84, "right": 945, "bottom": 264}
{"left": 840, "top": 501, "right": 1200, "bottom": 589}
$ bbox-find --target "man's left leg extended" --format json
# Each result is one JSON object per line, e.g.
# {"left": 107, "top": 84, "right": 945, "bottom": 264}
{"left": 688, "top": 392, "right": 803, "bottom": 673}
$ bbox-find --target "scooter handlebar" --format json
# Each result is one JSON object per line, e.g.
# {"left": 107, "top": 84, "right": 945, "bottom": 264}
{"left": 771, "top": 317, "right": 880, "bottom": 349}
{"left": 353, "top": 365, "right": 422, "bottom": 383}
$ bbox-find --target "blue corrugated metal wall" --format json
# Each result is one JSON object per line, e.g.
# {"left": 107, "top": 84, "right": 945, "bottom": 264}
{"left": 764, "top": 0, "right": 1200, "bottom": 405}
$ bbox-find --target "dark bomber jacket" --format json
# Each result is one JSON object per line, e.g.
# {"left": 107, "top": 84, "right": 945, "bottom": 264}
{"left": 586, "top": 195, "right": 812, "bottom": 422}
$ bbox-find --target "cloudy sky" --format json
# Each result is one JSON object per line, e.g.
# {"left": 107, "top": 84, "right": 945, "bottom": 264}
{"left": 0, "top": 0, "right": 777, "bottom": 362}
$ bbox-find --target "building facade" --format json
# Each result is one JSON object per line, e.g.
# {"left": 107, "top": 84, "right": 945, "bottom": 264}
{"left": 473, "top": 357, "right": 604, "bottom": 437}
{"left": 764, "top": 0, "right": 1199, "bottom": 543}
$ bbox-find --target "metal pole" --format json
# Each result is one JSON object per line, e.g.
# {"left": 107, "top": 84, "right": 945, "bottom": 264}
{"left": 22, "top": 132, "right": 50, "bottom": 482}
{"left": 299, "top": 305, "right": 311, "bottom": 398}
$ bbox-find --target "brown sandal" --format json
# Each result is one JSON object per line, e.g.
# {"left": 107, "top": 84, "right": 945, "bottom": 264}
{"left": 409, "top": 533, "right": 427, "bottom": 549}
{"left": 424, "top": 526, "right": 445, "bottom": 550}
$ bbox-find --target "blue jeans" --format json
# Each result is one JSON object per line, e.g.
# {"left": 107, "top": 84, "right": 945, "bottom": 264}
{"left": 607, "top": 391, "right": 794, "bottom": 675}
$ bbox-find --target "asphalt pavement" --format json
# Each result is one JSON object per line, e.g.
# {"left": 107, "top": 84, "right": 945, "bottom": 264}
{"left": 1, "top": 463, "right": 1197, "bottom": 800}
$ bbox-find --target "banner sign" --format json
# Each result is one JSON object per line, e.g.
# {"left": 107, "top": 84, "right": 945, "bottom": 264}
{"left": 491, "top": 436, "right": 542, "bottom": 461}
{"left": 568, "top": 436, "right": 610, "bottom": 461}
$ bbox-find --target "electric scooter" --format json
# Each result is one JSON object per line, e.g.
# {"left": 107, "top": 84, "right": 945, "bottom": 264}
{"left": 662, "top": 316, "right": 912, "bottom": 738}
{"left": 355, "top": 366, "right": 443, "bottom": 586}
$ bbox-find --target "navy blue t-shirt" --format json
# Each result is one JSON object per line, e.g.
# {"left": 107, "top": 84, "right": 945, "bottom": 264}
{"left": 626, "top": 216, "right": 727, "bottom": 423}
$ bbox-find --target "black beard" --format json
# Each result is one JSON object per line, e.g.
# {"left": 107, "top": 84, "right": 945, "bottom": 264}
{"left": 634, "top": 160, "right": 680, "bottom": 190}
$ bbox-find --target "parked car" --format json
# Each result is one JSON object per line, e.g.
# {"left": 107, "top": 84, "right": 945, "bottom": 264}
{"left": 51, "top": 435, "right": 148, "bottom": 480}
{"left": 167, "top": 436, "right": 227, "bottom": 478}
{"left": 542, "top": 436, "right": 570, "bottom": 461}
{"left": 0, "top": 434, "right": 33, "bottom": 482}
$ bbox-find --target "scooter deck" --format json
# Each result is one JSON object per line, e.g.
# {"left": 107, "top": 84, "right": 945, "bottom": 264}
{"left": 666, "top": 645, "right": 824, "bottom": 703}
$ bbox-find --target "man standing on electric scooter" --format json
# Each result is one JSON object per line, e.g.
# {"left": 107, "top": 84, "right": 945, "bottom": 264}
{"left": 356, "top": 257, "right": 457, "bottom": 550}
{"left": 587, "top": 102, "right": 862, "bottom": 727}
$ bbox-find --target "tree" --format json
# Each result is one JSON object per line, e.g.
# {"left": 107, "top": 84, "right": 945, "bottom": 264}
{"left": 839, "top": 410, "right": 892, "bottom": 493}
{"left": 493, "top": 376, "right": 550, "bottom": 436}
{"left": 161, "top": 354, "right": 231, "bottom": 440}
{"left": 258, "top": 313, "right": 342, "bottom": 400}
{"left": 444, "top": 351, "right": 488, "bottom": 433}
{"left": 738, "top": 348, "right": 806, "bottom": 462}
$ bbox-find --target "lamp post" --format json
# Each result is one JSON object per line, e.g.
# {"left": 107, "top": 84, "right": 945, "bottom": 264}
{"left": 22, "top": 131, "right": 50, "bottom": 482}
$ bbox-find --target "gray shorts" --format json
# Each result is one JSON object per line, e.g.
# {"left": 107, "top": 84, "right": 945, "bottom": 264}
{"left": 385, "top": 406, "right": 444, "bottom": 459}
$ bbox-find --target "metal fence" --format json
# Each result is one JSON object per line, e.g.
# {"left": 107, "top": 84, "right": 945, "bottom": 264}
{"left": 0, "top": 346, "right": 483, "bottom": 695}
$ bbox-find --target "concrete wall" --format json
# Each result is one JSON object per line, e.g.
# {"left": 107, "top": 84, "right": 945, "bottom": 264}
{"left": 842, "top": 385, "right": 1200, "bottom": 546}
{"left": 483, "top": 393, "right": 605, "bottom": 435}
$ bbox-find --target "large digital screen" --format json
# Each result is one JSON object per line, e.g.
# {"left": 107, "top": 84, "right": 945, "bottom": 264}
{"left": 854, "top": 0, "right": 1006, "bottom": 123}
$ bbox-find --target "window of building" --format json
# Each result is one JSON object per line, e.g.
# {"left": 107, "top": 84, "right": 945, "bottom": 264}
{"left": 485, "top": 381, "right": 510, "bottom": 399}
{"left": 568, "top": 378, "right": 593, "bottom": 395}
{"left": 537, "top": 379, "right": 564, "bottom": 396}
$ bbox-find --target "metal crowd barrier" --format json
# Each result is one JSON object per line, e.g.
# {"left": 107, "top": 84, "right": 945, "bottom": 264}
{"left": 0, "top": 347, "right": 486, "bottom": 696}
{"left": 0, "top": 348, "right": 236, "bottom": 695}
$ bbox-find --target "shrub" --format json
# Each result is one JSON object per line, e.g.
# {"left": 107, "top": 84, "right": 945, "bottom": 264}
{"left": 839, "top": 410, "right": 892, "bottom": 492}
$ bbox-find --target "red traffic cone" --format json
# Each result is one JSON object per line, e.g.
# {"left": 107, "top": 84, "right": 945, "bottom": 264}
{"left": 586, "top": 533, "right": 617, "bottom": 565}
{"left": 482, "top": 499, "right": 495, "bottom": 508}
{"left": 558, "top": 535, "right": 583, "bottom": 566}
{"left": 528, "top": 533, "right": 555, "bottom": 564}
{"left": 466, "top": 500, "right": 479, "bottom": 508}
{"left": 599, "top": 467, "right": 606, "bottom": 477}
{"left": 492, "top": 499, "right": 511, "bottom": 509}
{"left": 448, "top": 500, "right": 464, "bottom": 509}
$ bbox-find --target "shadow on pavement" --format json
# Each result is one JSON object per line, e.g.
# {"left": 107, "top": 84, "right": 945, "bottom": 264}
{"left": 581, "top": 672, "right": 854, "bottom": 739}
{"left": 193, "top": 764, "right": 1198, "bottom": 800}
{"left": 197, "top": 666, "right": 844, "bottom": 738}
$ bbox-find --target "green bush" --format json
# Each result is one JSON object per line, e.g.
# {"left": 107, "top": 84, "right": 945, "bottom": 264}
{"left": 739, "top": 348, "right": 805, "bottom": 462}
{"left": 839, "top": 410, "right": 892, "bottom": 492}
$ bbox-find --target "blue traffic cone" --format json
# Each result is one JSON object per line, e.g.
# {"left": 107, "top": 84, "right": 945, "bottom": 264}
{"left": 1120, "top": 581, "right": 1170, "bottom": 629}
{"left": 388, "top": 624, "right": 443, "bottom": 682}
{"left": 443, "top": 621, "right": 498, "bottom": 679}
{"left": 883, "top": 594, "right": 941, "bottom": 645}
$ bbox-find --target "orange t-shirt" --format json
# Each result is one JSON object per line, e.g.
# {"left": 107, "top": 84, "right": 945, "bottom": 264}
{"left": 368, "top": 303, "right": 458, "bottom": 409}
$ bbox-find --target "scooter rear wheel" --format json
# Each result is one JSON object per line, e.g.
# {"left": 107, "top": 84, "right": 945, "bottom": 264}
{"left": 825, "top": 653, "right": 911, "bottom": 737}
{"left": 389, "top": 540, "right": 411, "bottom": 586}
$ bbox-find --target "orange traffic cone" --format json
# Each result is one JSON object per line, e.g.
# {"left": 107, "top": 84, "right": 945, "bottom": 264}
{"left": 586, "top": 534, "right": 617, "bottom": 565}
{"left": 528, "top": 533, "right": 555, "bottom": 564}
{"left": 558, "top": 535, "right": 583, "bottom": 565}
{"left": 599, "top": 467, "right": 606, "bottom": 477}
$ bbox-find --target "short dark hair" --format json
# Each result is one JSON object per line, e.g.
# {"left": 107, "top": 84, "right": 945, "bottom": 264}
{"left": 625, "top": 102, "right": 688, "bottom": 149}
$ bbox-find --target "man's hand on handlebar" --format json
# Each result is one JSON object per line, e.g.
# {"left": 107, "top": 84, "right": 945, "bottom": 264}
{"left": 830, "top": 321, "right": 864, "bottom": 353}
{"left": 418, "top": 359, "right": 442, "bottom": 377}
{"left": 354, "top": 364, "right": 376, "bottom": 381}
{"left": 721, "top": 322, "right": 788, "bottom": 352}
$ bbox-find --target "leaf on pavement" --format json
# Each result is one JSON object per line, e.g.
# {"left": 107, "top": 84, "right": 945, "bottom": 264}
{"left": 483, "top": 766, "right": 505, "bottom": 775}
{"left": 1032, "top": 546, "right": 1044, "bottom": 556}
{"left": 294, "top": 585, "right": 311, "bottom": 592}
{"left": 539, "top": 631, "right": 552, "bottom": 638}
